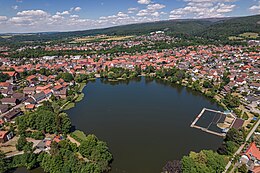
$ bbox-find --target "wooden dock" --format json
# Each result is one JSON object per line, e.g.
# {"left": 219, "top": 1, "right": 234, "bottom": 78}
{"left": 190, "top": 108, "right": 226, "bottom": 137}
{"left": 191, "top": 125, "right": 226, "bottom": 137}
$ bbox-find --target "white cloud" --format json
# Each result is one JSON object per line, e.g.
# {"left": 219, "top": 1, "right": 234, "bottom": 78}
{"left": 137, "top": 3, "right": 165, "bottom": 17}
{"left": 138, "top": 0, "right": 151, "bottom": 5}
{"left": 147, "top": 3, "right": 165, "bottom": 11}
{"left": 117, "top": 12, "right": 128, "bottom": 17}
{"left": 128, "top": 7, "right": 138, "bottom": 13}
{"left": 169, "top": 0, "right": 236, "bottom": 19}
{"left": 12, "top": 5, "right": 18, "bottom": 10}
{"left": 0, "top": 16, "right": 8, "bottom": 21}
{"left": 70, "top": 15, "right": 79, "bottom": 18}
{"left": 52, "top": 14, "right": 64, "bottom": 20}
{"left": 56, "top": 11, "right": 70, "bottom": 15}
{"left": 74, "top": 7, "right": 82, "bottom": 11}
{"left": 17, "top": 10, "right": 49, "bottom": 17}
{"left": 249, "top": 1, "right": 260, "bottom": 13}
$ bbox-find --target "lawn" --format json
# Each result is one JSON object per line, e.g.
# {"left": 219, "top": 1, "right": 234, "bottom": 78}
{"left": 63, "top": 102, "right": 75, "bottom": 110}
{"left": 70, "top": 130, "right": 87, "bottom": 142}
{"left": 75, "top": 93, "right": 84, "bottom": 102}
{"left": 79, "top": 83, "right": 86, "bottom": 92}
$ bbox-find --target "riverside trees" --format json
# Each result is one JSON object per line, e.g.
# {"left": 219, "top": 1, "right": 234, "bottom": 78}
{"left": 181, "top": 150, "right": 227, "bottom": 173}
{"left": 16, "top": 106, "right": 71, "bottom": 135}
{"left": 11, "top": 101, "right": 113, "bottom": 173}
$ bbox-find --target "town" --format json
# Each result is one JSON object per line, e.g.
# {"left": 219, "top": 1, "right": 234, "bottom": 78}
{"left": 0, "top": 31, "right": 260, "bottom": 173}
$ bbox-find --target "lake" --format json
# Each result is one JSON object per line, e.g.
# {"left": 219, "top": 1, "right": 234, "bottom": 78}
{"left": 66, "top": 77, "right": 223, "bottom": 173}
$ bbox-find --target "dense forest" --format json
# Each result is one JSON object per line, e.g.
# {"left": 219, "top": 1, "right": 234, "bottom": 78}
{"left": 0, "top": 14, "right": 259, "bottom": 44}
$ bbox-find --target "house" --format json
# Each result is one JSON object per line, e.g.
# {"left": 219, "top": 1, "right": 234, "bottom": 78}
{"left": 240, "top": 142, "right": 260, "bottom": 172}
{"left": 53, "top": 88, "right": 67, "bottom": 99}
{"left": 250, "top": 83, "right": 260, "bottom": 91}
{"left": 0, "top": 88, "right": 13, "bottom": 97}
{"left": 0, "top": 82, "right": 12, "bottom": 90}
{"left": 43, "top": 89, "right": 52, "bottom": 99}
{"left": 231, "top": 118, "right": 245, "bottom": 129}
{"left": 12, "top": 93, "right": 27, "bottom": 102}
{"left": 0, "top": 119, "right": 4, "bottom": 128}
{"left": 3, "top": 108, "right": 23, "bottom": 122}
{"left": 24, "top": 97, "right": 37, "bottom": 105}
{"left": 35, "top": 138, "right": 52, "bottom": 151}
{"left": 23, "top": 87, "right": 35, "bottom": 95}
{"left": 2, "top": 71, "right": 18, "bottom": 83}
{"left": 53, "top": 135, "right": 63, "bottom": 143}
{"left": 245, "top": 96, "right": 260, "bottom": 104}
{"left": 0, "top": 131, "right": 13, "bottom": 143}
{"left": 26, "top": 75, "right": 38, "bottom": 84}
{"left": 25, "top": 104, "right": 35, "bottom": 110}
{"left": 0, "top": 98, "right": 19, "bottom": 106}
{"left": 0, "top": 104, "right": 8, "bottom": 114}
{"left": 31, "top": 92, "right": 46, "bottom": 103}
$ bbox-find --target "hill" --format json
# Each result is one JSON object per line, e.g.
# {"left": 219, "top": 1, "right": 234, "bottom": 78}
{"left": 196, "top": 15, "right": 260, "bottom": 40}
{"left": 0, "top": 14, "right": 259, "bottom": 44}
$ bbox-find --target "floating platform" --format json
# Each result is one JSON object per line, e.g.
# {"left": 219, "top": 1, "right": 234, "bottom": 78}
{"left": 190, "top": 108, "right": 237, "bottom": 137}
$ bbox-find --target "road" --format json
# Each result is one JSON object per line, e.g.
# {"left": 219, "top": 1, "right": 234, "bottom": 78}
{"left": 223, "top": 118, "right": 260, "bottom": 173}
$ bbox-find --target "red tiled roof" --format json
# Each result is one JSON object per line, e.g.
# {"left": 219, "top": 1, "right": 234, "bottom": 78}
{"left": 2, "top": 71, "right": 16, "bottom": 77}
{"left": 26, "top": 75, "right": 37, "bottom": 81}
{"left": 0, "top": 82, "right": 11, "bottom": 87}
{"left": 0, "top": 131, "right": 8, "bottom": 139}
{"left": 253, "top": 166, "right": 260, "bottom": 173}
{"left": 245, "top": 142, "right": 260, "bottom": 160}
{"left": 0, "top": 119, "right": 4, "bottom": 125}
{"left": 46, "top": 140, "right": 52, "bottom": 147}
{"left": 53, "top": 136, "right": 61, "bottom": 143}
{"left": 25, "top": 104, "right": 35, "bottom": 109}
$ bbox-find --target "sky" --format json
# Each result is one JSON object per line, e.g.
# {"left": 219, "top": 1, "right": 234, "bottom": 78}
{"left": 0, "top": 0, "right": 259, "bottom": 33}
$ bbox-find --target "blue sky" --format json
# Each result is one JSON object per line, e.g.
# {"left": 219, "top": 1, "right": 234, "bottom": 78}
{"left": 0, "top": 0, "right": 259, "bottom": 33}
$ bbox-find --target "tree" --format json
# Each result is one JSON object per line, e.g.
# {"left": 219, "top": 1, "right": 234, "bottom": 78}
{"left": 0, "top": 151, "right": 6, "bottom": 173}
{"left": 222, "top": 71, "right": 230, "bottom": 85}
{"left": 16, "top": 136, "right": 27, "bottom": 151}
{"left": 59, "top": 113, "right": 71, "bottom": 134}
{"left": 79, "top": 134, "right": 113, "bottom": 172}
{"left": 203, "top": 81, "right": 213, "bottom": 88}
{"left": 217, "top": 141, "right": 238, "bottom": 155}
{"left": 181, "top": 150, "right": 227, "bottom": 173}
{"left": 222, "top": 94, "right": 240, "bottom": 108}
{"left": 56, "top": 72, "right": 74, "bottom": 82}
{"left": 0, "top": 72, "right": 10, "bottom": 82}
{"left": 225, "top": 128, "right": 245, "bottom": 145}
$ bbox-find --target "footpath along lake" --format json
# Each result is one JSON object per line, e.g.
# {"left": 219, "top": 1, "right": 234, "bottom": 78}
{"left": 66, "top": 77, "right": 223, "bottom": 173}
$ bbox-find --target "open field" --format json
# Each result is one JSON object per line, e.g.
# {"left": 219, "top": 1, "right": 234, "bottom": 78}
{"left": 228, "top": 36, "right": 243, "bottom": 40}
{"left": 0, "top": 35, "right": 13, "bottom": 39}
{"left": 0, "top": 136, "right": 19, "bottom": 154}
{"left": 239, "top": 32, "right": 259, "bottom": 39}
{"left": 75, "top": 35, "right": 134, "bottom": 42}
{"left": 104, "top": 35, "right": 134, "bottom": 41}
